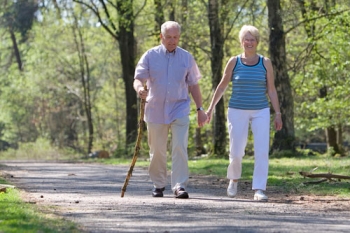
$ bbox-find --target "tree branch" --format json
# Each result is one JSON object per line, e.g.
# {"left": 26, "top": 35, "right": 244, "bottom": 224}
{"left": 223, "top": 0, "right": 250, "bottom": 43}
{"left": 134, "top": 0, "right": 147, "bottom": 19}
{"left": 72, "top": 0, "right": 119, "bottom": 40}
{"left": 299, "top": 171, "right": 350, "bottom": 180}
{"left": 285, "top": 9, "right": 350, "bottom": 35}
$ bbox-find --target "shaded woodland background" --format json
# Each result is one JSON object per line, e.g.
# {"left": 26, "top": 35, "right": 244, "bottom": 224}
{"left": 0, "top": 0, "right": 349, "bottom": 158}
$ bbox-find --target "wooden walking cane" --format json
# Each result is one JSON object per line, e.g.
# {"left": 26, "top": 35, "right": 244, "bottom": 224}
{"left": 121, "top": 85, "right": 147, "bottom": 197}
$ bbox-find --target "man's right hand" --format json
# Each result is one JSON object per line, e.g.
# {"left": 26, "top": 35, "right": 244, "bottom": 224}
{"left": 137, "top": 87, "right": 148, "bottom": 100}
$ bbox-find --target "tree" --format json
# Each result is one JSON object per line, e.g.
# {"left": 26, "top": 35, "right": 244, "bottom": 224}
{"left": 73, "top": 0, "right": 139, "bottom": 150}
{"left": 267, "top": 0, "right": 296, "bottom": 151}
{"left": 154, "top": 0, "right": 165, "bottom": 41}
{"left": 0, "top": 0, "right": 38, "bottom": 71}
{"left": 206, "top": 0, "right": 249, "bottom": 156}
{"left": 0, "top": 0, "right": 39, "bottom": 146}
{"left": 293, "top": 0, "right": 350, "bottom": 155}
{"left": 207, "top": 0, "right": 226, "bottom": 156}
{"left": 71, "top": 13, "right": 94, "bottom": 153}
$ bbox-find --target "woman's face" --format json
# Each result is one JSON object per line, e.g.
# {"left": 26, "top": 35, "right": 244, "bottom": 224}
{"left": 241, "top": 32, "right": 258, "bottom": 52}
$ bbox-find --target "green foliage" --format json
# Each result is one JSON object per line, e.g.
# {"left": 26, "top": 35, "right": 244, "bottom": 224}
{"left": 0, "top": 137, "right": 82, "bottom": 160}
{"left": 0, "top": 0, "right": 38, "bottom": 41}
{"left": 0, "top": 179, "right": 80, "bottom": 233}
{"left": 291, "top": 3, "right": 350, "bottom": 140}
{"left": 0, "top": 0, "right": 349, "bottom": 157}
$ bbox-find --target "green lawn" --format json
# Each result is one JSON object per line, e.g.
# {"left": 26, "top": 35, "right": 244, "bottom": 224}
{"left": 102, "top": 153, "right": 350, "bottom": 197}
{"left": 0, "top": 180, "right": 81, "bottom": 233}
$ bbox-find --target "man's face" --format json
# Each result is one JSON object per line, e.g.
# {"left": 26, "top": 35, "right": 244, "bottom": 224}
{"left": 160, "top": 26, "right": 180, "bottom": 52}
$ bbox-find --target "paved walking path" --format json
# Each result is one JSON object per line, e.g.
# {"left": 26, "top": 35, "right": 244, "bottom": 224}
{"left": 1, "top": 161, "right": 350, "bottom": 233}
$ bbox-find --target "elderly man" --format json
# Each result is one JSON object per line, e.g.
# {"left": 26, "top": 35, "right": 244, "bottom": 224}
{"left": 133, "top": 21, "right": 207, "bottom": 198}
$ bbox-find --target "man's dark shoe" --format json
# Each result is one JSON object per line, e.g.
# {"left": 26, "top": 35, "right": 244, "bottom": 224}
{"left": 152, "top": 187, "right": 165, "bottom": 197}
{"left": 174, "top": 187, "right": 189, "bottom": 198}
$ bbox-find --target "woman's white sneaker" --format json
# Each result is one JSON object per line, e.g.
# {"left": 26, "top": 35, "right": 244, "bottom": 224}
{"left": 227, "top": 181, "right": 238, "bottom": 198}
{"left": 254, "top": 190, "right": 268, "bottom": 201}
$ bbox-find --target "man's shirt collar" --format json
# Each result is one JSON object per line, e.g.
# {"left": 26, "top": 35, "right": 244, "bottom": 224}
{"left": 160, "top": 44, "right": 177, "bottom": 55}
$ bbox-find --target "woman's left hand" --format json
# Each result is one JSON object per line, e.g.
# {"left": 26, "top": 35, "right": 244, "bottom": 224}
{"left": 274, "top": 114, "right": 283, "bottom": 131}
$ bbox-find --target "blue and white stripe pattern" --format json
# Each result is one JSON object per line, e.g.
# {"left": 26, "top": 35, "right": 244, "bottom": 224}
{"left": 229, "top": 55, "right": 268, "bottom": 110}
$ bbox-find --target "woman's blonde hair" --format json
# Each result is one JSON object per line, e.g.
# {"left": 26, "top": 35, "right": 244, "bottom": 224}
{"left": 239, "top": 25, "right": 260, "bottom": 43}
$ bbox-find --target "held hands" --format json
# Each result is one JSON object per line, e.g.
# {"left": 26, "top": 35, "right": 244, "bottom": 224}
{"left": 197, "top": 108, "right": 214, "bottom": 128}
{"left": 197, "top": 110, "right": 208, "bottom": 127}
{"left": 205, "top": 109, "right": 213, "bottom": 124}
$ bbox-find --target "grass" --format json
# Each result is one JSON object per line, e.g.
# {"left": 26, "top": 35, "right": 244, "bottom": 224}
{"left": 267, "top": 154, "right": 350, "bottom": 196}
{"left": 0, "top": 138, "right": 82, "bottom": 161}
{"left": 0, "top": 179, "right": 81, "bottom": 233}
{"left": 97, "top": 152, "right": 350, "bottom": 197}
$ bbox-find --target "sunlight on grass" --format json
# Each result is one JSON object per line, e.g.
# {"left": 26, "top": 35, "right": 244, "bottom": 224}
{"left": 268, "top": 155, "right": 350, "bottom": 196}
{"left": 91, "top": 153, "right": 350, "bottom": 197}
{"left": 188, "top": 159, "right": 228, "bottom": 177}
{"left": 0, "top": 179, "right": 80, "bottom": 233}
{"left": 0, "top": 138, "right": 82, "bottom": 161}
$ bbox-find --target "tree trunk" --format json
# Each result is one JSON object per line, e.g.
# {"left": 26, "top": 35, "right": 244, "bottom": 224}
{"left": 195, "top": 128, "right": 206, "bottom": 156}
{"left": 336, "top": 124, "right": 344, "bottom": 155}
{"left": 208, "top": 0, "right": 227, "bottom": 156}
{"left": 116, "top": 0, "right": 138, "bottom": 149}
{"left": 267, "top": 0, "right": 295, "bottom": 152}
{"left": 181, "top": 0, "right": 188, "bottom": 23}
{"left": 168, "top": 1, "right": 175, "bottom": 21}
{"left": 319, "top": 86, "right": 343, "bottom": 155}
{"left": 154, "top": 0, "right": 164, "bottom": 41}
{"left": 9, "top": 29, "right": 23, "bottom": 71}
{"left": 178, "top": 0, "right": 205, "bottom": 156}
{"left": 72, "top": 15, "right": 94, "bottom": 153}
{"left": 82, "top": 41, "right": 93, "bottom": 154}
{"left": 325, "top": 126, "right": 339, "bottom": 155}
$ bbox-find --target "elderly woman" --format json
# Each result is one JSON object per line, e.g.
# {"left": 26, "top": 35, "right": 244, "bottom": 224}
{"left": 206, "top": 25, "right": 283, "bottom": 201}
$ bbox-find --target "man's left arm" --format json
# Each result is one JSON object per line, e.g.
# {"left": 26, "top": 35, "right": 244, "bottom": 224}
{"left": 189, "top": 84, "right": 207, "bottom": 127}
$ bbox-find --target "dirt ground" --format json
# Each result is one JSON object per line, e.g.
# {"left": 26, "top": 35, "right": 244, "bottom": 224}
{"left": 1, "top": 161, "right": 350, "bottom": 233}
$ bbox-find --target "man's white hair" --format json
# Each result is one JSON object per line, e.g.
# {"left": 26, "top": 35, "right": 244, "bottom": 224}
{"left": 161, "top": 21, "right": 181, "bottom": 36}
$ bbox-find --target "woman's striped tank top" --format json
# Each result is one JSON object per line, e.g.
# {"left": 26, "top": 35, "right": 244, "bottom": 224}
{"left": 228, "top": 55, "right": 269, "bottom": 110}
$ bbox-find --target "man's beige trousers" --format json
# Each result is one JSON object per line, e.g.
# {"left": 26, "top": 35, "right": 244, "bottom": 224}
{"left": 147, "top": 115, "right": 189, "bottom": 192}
